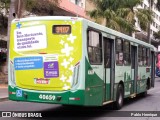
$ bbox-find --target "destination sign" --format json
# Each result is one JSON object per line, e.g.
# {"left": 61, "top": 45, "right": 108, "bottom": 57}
{"left": 52, "top": 25, "right": 71, "bottom": 34}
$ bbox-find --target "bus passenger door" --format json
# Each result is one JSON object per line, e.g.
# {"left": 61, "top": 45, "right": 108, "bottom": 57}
{"left": 151, "top": 51, "right": 155, "bottom": 87}
{"left": 131, "top": 45, "right": 138, "bottom": 94}
{"left": 103, "top": 37, "right": 114, "bottom": 101}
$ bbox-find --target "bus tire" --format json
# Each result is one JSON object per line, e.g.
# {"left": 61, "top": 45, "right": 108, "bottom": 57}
{"left": 115, "top": 84, "right": 124, "bottom": 110}
{"left": 147, "top": 78, "right": 150, "bottom": 90}
{"left": 141, "top": 91, "right": 147, "bottom": 97}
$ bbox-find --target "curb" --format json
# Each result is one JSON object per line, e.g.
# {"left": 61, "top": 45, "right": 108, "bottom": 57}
{"left": 0, "top": 86, "right": 8, "bottom": 89}
{"left": 0, "top": 97, "right": 8, "bottom": 102}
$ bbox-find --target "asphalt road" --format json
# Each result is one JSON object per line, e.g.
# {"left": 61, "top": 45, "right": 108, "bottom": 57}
{"left": 1, "top": 78, "right": 160, "bottom": 120}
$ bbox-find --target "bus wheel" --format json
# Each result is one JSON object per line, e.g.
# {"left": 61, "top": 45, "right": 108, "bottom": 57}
{"left": 141, "top": 81, "right": 148, "bottom": 97}
{"left": 147, "top": 78, "right": 150, "bottom": 90}
{"left": 141, "top": 91, "right": 147, "bottom": 97}
{"left": 115, "top": 84, "right": 124, "bottom": 110}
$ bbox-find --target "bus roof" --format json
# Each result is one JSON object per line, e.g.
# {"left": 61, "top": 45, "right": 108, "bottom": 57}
{"left": 12, "top": 16, "right": 156, "bottom": 51}
{"left": 11, "top": 16, "right": 84, "bottom": 23}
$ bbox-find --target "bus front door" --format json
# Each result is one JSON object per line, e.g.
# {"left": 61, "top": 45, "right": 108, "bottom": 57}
{"left": 131, "top": 45, "right": 138, "bottom": 94}
{"left": 103, "top": 37, "right": 114, "bottom": 102}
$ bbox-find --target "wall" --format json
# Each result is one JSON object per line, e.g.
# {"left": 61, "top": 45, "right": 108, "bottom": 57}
{"left": 59, "top": 0, "right": 86, "bottom": 18}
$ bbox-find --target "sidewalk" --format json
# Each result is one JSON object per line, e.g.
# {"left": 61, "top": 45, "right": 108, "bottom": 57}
{"left": 0, "top": 84, "right": 8, "bottom": 102}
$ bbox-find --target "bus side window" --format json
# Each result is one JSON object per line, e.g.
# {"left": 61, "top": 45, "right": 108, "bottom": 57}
{"left": 116, "top": 38, "right": 123, "bottom": 65}
{"left": 123, "top": 41, "right": 131, "bottom": 65}
{"left": 146, "top": 48, "right": 150, "bottom": 66}
{"left": 138, "top": 45, "right": 143, "bottom": 66}
{"left": 87, "top": 30, "right": 102, "bottom": 64}
{"left": 142, "top": 47, "right": 145, "bottom": 66}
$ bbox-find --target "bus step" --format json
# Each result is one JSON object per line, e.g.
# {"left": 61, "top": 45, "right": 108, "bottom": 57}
{"left": 130, "top": 93, "right": 136, "bottom": 98}
{"left": 103, "top": 100, "right": 113, "bottom": 105}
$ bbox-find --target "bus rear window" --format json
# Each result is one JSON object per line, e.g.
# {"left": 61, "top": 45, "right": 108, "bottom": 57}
{"left": 52, "top": 25, "right": 71, "bottom": 34}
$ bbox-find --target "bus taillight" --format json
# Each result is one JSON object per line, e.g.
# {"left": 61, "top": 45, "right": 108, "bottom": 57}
{"left": 9, "top": 92, "right": 16, "bottom": 94}
{"left": 69, "top": 97, "right": 80, "bottom": 100}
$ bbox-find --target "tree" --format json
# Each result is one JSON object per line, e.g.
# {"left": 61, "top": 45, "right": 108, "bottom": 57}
{"left": 120, "top": 0, "right": 153, "bottom": 31}
{"left": 156, "top": 0, "right": 160, "bottom": 11}
{"left": 150, "top": 0, "right": 160, "bottom": 43}
{"left": 25, "top": 0, "right": 61, "bottom": 16}
{"left": 154, "top": 30, "right": 160, "bottom": 39}
{"left": 87, "top": 0, "right": 153, "bottom": 36}
{"left": 147, "top": 0, "right": 154, "bottom": 44}
{"left": 0, "top": 0, "right": 10, "bottom": 14}
{"left": 87, "top": 0, "right": 130, "bottom": 32}
{"left": 0, "top": 0, "right": 10, "bottom": 35}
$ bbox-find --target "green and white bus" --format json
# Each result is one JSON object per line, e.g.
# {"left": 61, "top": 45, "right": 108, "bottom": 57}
{"left": 8, "top": 16, "right": 156, "bottom": 109}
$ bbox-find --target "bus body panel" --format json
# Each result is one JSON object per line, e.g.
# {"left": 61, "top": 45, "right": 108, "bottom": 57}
{"left": 9, "top": 85, "right": 85, "bottom": 105}
{"left": 115, "top": 66, "right": 132, "bottom": 97}
{"left": 9, "top": 20, "right": 82, "bottom": 91}
{"left": 137, "top": 67, "right": 150, "bottom": 93}
{"left": 84, "top": 58, "right": 104, "bottom": 106}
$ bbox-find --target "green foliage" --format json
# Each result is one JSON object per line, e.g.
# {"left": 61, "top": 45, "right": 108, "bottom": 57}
{"left": 0, "top": 0, "right": 10, "bottom": 35}
{"left": 25, "top": 0, "right": 61, "bottom": 15}
{"left": 136, "top": 8, "right": 153, "bottom": 31}
{"left": 0, "top": 15, "right": 8, "bottom": 35}
{"left": 87, "top": 0, "right": 128, "bottom": 32}
{"left": 157, "top": 0, "right": 160, "bottom": 11}
{"left": 0, "top": 0, "right": 10, "bottom": 14}
{"left": 154, "top": 30, "right": 160, "bottom": 39}
{"left": 87, "top": 0, "right": 153, "bottom": 35}
{"left": 0, "top": 0, "right": 10, "bottom": 9}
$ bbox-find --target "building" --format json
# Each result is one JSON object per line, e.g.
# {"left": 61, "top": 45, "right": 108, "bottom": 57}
{"left": 135, "top": 0, "right": 160, "bottom": 48}
{"left": 48, "top": 0, "right": 87, "bottom": 18}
